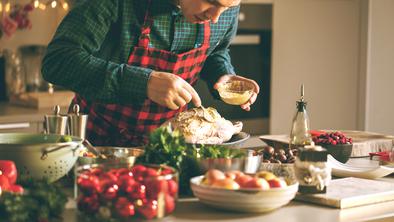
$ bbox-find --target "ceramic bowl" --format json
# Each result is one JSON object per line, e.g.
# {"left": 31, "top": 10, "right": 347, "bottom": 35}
{"left": 217, "top": 81, "right": 254, "bottom": 105}
{"left": 320, "top": 143, "right": 353, "bottom": 163}
{"left": 190, "top": 175, "right": 298, "bottom": 213}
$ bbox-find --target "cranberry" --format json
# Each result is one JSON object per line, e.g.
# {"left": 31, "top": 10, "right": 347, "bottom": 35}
{"left": 137, "top": 199, "right": 158, "bottom": 220}
{"left": 167, "top": 179, "right": 178, "bottom": 196}
{"left": 115, "top": 197, "right": 135, "bottom": 218}
{"left": 165, "top": 194, "right": 176, "bottom": 214}
{"left": 128, "top": 183, "right": 146, "bottom": 200}
{"left": 145, "top": 178, "right": 168, "bottom": 199}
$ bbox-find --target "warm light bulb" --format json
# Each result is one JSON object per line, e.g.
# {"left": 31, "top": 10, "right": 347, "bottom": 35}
{"left": 62, "top": 2, "right": 69, "bottom": 10}
{"left": 0, "top": 2, "right": 3, "bottom": 12}
{"left": 5, "top": 2, "right": 11, "bottom": 12}
{"left": 38, "top": 3, "right": 46, "bottom": 10}
{"left": 51, "top": 0, "right": 57, "bottom": 8}
{"left": 34, "top": 0, "right": 39, "bottom": 8}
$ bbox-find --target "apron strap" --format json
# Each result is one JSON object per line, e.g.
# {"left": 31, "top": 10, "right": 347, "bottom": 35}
{"left": 138, "top": 0, "right": 154, "bottom": 48}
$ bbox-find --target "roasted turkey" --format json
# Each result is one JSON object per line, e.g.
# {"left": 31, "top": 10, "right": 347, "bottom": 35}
{"left": 162, "top": 107, "right": 243, "bottom": 144}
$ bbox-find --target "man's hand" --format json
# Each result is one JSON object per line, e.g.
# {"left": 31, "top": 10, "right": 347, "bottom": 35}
{"left": 214, "top": 74, "right": 260, "bottom": 111}
{"left": 147, "top": 71, "right": 201, "bottom": 110}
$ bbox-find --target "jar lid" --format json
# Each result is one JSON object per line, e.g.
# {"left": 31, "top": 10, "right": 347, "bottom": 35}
{"left": 298, "top": 145, "right": 328, "bottom": 162}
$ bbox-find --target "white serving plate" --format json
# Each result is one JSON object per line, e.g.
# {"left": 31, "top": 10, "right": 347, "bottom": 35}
{"left": 190, "top": 176, "right": 299, "bottom": 213}
{"left": 327, "top": 155, "right": 394, "bottom": 179}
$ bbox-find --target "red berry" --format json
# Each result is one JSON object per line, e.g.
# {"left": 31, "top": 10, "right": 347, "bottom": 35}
{"left": 167, "top": 179, "right": 178, "bottom": 196}
{"left": 145, "top": 178, "right": 168, "bottom": 199}
{"left": 77, "top": 194, "right": 100, "bottom": 213}
{"left": 77, "top": 175, "right": 100, "bottom": 195}
{"left": 118, "top": 174, "right": 136, "bottom": 192}
{"left": 128, "top": 183, "right": 146, "bottom": 200}
{"left": 102, "top": 184, "right": 119, "bottom": 201}
{"left": 331, "top": 140, "right": 337, "bottom": 145}
{"left": 115, "top": 197, "right": 135, "bottom": 218}
{"left": 145, "top": 168, "right": 159, "bottom": 177}
{"left": 161, "top": 168, "right": 174, "bottom": 175}
{"left": 137, "top": 199, "right": 158, "bottom": 219}
{"left": 165, "top": 194, "right": 176, "bottom": 214}
{"left": 132, "top": 165, "right": 147, "bottom": 181}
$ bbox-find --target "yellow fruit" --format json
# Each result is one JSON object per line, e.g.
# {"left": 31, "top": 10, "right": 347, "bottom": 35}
{"left": 256, "top": 171, "right": 277, "bottom": 181}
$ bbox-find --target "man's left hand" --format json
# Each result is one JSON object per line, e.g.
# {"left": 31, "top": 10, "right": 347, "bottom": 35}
{"left": 214, "top": 74, "right": 260, "bottom": 111}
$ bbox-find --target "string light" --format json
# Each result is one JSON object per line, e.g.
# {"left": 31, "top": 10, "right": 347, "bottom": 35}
{"left": 2, "top": 0, "right": 69, "bottom": 13}
{"left": 34, "top": 0, "right": 39, "bottom": 8}
{"left": 51, "top": 0, "right": 57, "bottom": 8}
{"left": 38, "top": 3, "right": 46, "bottom": 10}
{"left": 5, "top": 1, "right": 11, "bottom": 12}
{"left": 62, "top": 2, "right": 68, "bottom": 10}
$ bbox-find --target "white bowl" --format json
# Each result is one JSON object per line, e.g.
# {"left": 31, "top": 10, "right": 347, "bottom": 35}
{"left": 190, "top": 176, "right": 299, "bottom": 213}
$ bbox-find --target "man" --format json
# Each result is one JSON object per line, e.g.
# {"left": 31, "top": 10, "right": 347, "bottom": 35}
{"left": 42, "top": 0, "right": 259, "bottom": 146}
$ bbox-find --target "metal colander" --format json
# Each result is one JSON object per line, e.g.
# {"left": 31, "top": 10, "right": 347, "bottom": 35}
{"left": 0, "top": 133, "right": 83, "bottom": 182}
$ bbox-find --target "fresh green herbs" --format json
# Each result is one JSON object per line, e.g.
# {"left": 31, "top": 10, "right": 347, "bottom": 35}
{"left": 0, "top": 178, "right": 68, "bottom": 222}
{"left": 137, "top": 126, "right": 246, "bottom": 194}
{"left": 196, "top": 145, "right": 245, "bottom": 159}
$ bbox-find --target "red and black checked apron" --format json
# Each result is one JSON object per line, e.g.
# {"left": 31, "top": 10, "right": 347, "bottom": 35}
{"left": 70, "top": 1, "right": 211, "bottom": 146}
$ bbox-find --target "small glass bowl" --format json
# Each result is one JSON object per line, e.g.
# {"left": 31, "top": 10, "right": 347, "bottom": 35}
{"left": 76, "top": 163, "right": 178, "bottom": 220}
{"left": 217, "top": 80, "right": 254, "bottom": 105}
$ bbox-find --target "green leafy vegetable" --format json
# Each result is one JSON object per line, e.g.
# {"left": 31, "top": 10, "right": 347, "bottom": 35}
{"left": 0, "top": 178, "right": 68, "bottom": 222}
{"left": 137, "top": 126, "right": 246, "bottom": 194}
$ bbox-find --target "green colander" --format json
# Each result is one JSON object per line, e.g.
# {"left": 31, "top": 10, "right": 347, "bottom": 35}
{"left": 0, "top": 133, "right": 83, "bottom": 182}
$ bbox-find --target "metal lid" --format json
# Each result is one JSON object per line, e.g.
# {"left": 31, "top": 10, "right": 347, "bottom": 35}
{"left": 298, "top": 145, "right": 328, "bottom": 162}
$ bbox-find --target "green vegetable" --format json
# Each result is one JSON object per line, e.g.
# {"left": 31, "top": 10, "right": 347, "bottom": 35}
{"left": 0, "top": 178, "right": 68, "bottom": 222}
{"left": 196, "top": 145, "right": 245, "bottom": 159}
{"left": 137, "top": 126, "right": 246, "bottom": 194}
{"left": 57, "top": 135, "right": 72, "bottom": 143}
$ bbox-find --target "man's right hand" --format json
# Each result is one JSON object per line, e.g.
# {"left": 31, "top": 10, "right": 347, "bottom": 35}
{"left": 147, "top": 71, "right": 201, "bottom": 110}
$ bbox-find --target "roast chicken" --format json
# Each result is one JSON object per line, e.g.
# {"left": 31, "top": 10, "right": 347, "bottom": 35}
{"left": 162, "top": 107, "right": 243, "bottom": 144}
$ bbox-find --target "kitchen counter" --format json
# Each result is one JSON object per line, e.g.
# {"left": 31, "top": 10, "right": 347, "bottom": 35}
{"left": 0, "top": 102, "right": 69, "bottom": 123}
{"left": 61, "top": 155, "right": 394, "bottom": 222}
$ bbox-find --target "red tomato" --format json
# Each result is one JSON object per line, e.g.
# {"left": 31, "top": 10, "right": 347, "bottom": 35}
{"left": 8, "top": 185, "right": 24, "bottom": 194}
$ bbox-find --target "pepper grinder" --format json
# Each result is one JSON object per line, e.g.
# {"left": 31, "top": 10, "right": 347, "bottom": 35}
{"left": 44, "top": 105, "right": 68, "bottom": 135}
{"left": 68, "top": 104, "right": 88, "bottom": 139}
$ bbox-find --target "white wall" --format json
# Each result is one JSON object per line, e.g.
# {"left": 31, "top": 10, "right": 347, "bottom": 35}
{"left": 271, "top": 0, "right": 361, "bottom": 134}
{"left": 365, "top": 0, "right": 394, "bottom": 135}
{"left": 0, "top": 0, "right": 66, "bottom": 51}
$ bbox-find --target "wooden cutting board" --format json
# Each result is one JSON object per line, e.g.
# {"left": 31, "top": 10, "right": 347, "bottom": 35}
{"left": 295, "top": 177, "right": 394, "bottom": 209}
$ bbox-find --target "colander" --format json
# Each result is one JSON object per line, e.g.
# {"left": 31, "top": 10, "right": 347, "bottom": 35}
{"left": 0, "top": 133, "right": 83, "bottom": 182}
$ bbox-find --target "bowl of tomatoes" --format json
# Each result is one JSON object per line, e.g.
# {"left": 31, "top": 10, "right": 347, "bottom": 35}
{"left": 76, "top": 163, "right": 178, "bottom": 220}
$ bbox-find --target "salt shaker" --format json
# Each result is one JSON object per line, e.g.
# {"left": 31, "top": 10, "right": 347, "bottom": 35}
{"left": 294, "top": 145, "right": 331, "bottom": 193}
{"left": 44, "top": 105, "right": 68, "bottom": 135}
{"left": 68, "top": 104, "right": 88, "bottom": 139}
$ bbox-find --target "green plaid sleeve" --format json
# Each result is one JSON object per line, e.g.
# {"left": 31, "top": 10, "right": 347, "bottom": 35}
{"left": 42, "top": 0, "right": 151, "bottom": 104}
{"left": 200, "top": 6, "right": 239, "bottom": 95}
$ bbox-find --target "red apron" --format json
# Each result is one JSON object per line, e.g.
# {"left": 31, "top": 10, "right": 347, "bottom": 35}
{"left": 70, "top": 1, "right": 211, "bottom": 146}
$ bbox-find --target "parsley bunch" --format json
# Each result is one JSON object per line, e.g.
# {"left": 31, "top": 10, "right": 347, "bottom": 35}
{"left": 0, "top": 178, "right": 68, "bottom": 222}
{"left": 137, "top": 126, "right": 246, "bottom": 194}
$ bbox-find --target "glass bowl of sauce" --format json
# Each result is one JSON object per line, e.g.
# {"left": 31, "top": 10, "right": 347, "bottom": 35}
{"left": 218, "top": 80, "right": 254, "bottom": 105}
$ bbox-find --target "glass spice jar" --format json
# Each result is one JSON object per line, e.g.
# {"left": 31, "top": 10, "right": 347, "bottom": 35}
{"left": 294, "top": 145, "right": 331, "bottom": 194}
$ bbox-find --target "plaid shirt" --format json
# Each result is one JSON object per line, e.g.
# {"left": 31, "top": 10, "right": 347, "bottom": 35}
{"left": 42, "top": 0, "right": 239, "bottom": 105}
